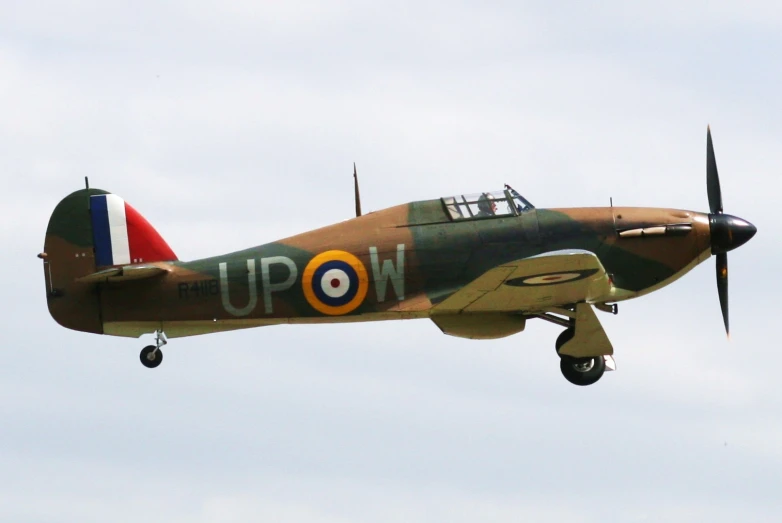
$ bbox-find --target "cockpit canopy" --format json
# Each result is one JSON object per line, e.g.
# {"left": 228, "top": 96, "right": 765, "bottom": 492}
{"left": 442, "top": 185, "right": 534, "bottom": 221}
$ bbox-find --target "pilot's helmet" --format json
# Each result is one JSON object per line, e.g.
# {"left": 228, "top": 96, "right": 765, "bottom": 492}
{"left": 477, "top": 193, "right": 495, "bottom": 213}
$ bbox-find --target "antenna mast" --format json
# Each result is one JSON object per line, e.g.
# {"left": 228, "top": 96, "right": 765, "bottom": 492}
{"left": 353, "top": 163, "right": 362, "bottom": 217}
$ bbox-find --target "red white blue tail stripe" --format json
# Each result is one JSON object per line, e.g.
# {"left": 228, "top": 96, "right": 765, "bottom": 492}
{"left": 91, "top": 194, "right": 131, "bottom": 266}
{"left": 90, "top": 194, "right": 177, "bottom": 267}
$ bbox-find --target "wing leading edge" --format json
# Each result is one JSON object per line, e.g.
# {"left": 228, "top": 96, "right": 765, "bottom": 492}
{"left": 433, "top": 250, "right": 612, "bottom": 313}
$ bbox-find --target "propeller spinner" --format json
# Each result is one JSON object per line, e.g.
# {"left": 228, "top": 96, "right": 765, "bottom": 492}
{"left": 706, "top": 126, "right": 757, "bottom": 335}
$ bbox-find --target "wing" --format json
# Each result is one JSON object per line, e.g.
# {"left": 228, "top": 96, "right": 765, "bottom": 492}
{"left": 433, "top": 250, "right": 612, "bottom": 313}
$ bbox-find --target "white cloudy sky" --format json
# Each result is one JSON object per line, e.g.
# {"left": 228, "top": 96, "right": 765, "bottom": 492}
{"left": 1, "top": 1, "right": 781, "bottom": 521}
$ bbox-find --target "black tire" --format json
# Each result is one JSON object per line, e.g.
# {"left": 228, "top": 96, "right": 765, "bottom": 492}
{"left": 555, "top": 328, "right": 575, "bottom": 353}
{"left": 140, "top": 345, "right": 163, "bottom": 369}
{"left": 559, "top": 355, "right": 605, "bottom": 386}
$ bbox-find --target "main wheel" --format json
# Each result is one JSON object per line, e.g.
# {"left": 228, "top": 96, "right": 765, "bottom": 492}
{"left": 140, "top": 345, "right": 163, "bottom": 369}
{"left": 559, "top": 355, "right": 605, "bottom": 386}
{"left": 555, "top": 328, "right": 575, "bottom": 353}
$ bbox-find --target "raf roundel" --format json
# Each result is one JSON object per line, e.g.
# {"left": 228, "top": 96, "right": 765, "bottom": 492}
{"left": 302, "top": 250, "right": 369, "bottom": 315}
{"left": 504, "top": 268, "right": 600, "bottom": 287}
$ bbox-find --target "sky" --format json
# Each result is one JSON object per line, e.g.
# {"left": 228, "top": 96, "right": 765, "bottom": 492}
{"left": 1, "top": 1, "right": 781, "bottom": 521}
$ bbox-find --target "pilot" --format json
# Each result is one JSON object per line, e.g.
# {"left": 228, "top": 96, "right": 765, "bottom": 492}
{"left": 476, "top": 193, "right": 497, "bottom": 217}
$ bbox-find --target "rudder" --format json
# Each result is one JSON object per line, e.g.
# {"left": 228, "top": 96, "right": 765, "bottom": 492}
{"left": 42, "top": 188, "right": 177, "bottom": 335}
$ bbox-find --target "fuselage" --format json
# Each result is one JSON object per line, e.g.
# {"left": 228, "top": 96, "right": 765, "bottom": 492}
{"left": 85, "top": 199, "right": 712, "bottom": 338}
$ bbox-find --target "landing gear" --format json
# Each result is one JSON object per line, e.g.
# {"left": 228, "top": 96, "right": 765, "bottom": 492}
{"left": 555, "top": 326, "right": 606, "bottom": 386}
{"left": 559, "top": 354, "right": 606, "bottom": 386}
{"left": 140, "top": 345, "right": 163, "bottom": 368}
{"left": 140, "top": 330, "right": 166, "bottom": 369}
{"left": 536, "top": 304, "right": 616, "bottom": 386}
{"left": 555, "top": 328, "right": 575, "bottom": 352}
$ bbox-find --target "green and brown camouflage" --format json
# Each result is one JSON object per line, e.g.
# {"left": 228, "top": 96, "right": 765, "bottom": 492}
{"left": 41, "top": 185, "right": 751, "bottom": 340}
{"left": 39, "top": 129, "right": 757, "bottom": 383}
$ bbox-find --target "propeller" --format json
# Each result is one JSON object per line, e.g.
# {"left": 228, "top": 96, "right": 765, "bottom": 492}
{"left": 707, "top": 127, "right": 723, "bottom": 214}
{"left": 705, "top": 126, "right": 756, "bottom": 336}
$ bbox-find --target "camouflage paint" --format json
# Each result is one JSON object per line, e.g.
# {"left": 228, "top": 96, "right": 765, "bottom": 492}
{"left": 42, "top": 188, "right": 715, "bottom": 339}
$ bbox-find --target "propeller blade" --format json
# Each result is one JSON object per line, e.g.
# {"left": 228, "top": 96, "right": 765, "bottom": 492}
{"left": 716, "top": 252, "right": 729, "bottom": 336}
{"left": 707, "top": 126, "right": 723, "bottom": 214}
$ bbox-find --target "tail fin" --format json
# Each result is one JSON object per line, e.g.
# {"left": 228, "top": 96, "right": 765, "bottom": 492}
{"left": 89, "top": 193, "right": 177, "bottom": 267}
{"left": 42, "top": 188, "right": 177, "bottom": 334}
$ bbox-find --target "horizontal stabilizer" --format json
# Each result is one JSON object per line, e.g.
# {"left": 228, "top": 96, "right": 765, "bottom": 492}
{"left": 76, "top": 264, "right": 169, "bottom": 284}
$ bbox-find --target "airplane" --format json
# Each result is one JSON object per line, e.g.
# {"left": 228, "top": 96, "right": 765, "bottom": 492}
{"left": 39, "top": 128, "right": 756, "bottom": 386}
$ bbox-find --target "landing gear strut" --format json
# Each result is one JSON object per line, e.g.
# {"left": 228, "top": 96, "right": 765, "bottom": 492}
{"left": 555, "top": 326, "right": 607, "bottom": 386}
{"left": 140, "top": 330, "right": 166, "bottom": 369}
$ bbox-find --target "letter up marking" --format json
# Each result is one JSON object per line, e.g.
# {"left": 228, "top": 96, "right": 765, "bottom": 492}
{"left": 219, "top": 259, "right": 258, "bottom": 317}
{"left": 261, "top": 256, "right": 298, "bottom": 314}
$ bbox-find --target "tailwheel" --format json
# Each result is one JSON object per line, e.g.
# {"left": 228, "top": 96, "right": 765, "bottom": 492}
{"left": 139, "top": 330, "right": 167, "bottom": 369}
{"left": 559, "top": 355, "right": 605, "bottom": 386}
{"left": 140, "top": 345, "right": 163, "bottom": 369}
